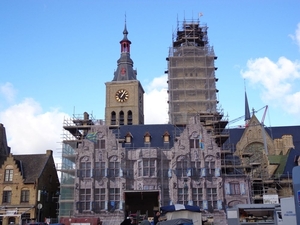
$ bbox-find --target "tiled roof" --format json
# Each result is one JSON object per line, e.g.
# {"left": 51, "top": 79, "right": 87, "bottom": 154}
{"left": 13, "top": 153, "right": 50, "bottom": 183}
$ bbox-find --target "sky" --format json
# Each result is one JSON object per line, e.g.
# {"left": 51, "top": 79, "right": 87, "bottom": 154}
{"left": 0, "top": 0, "right": 300, "bottom": 163}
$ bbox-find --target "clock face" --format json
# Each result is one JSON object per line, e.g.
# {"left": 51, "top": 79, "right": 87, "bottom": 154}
{"left": 115, "top": 89, "right": 129, "bottom": 102}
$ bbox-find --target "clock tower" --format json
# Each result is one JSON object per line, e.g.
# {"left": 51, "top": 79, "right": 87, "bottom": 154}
{"left": 105, "top": 23, "right": 144, "bottom": 126}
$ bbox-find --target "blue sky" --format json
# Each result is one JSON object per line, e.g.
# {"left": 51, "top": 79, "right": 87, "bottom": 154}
{"left": 0, "top": 0, "right": 300, "bottom": 159}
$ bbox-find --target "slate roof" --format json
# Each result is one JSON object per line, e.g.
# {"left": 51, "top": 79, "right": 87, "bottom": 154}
{"left": 13, "top": 153, "right": 51, "bottom": 183}
{"left": 112, "top": 124, "right": 184, "bottom": 149}
{"left": 226, "top": 125, "right": 300, "bottom": 178}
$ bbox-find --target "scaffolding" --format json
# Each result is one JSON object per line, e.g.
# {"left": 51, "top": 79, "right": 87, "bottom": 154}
{"left": 58, "top": 112, "right": 97, "bottom": 217}
{"left": 167, "top": 19, "right": 218, "bottom": 126}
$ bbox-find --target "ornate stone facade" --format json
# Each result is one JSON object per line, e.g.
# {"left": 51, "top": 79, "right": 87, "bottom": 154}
{"left": 65, "top": 115, "right": 250, "bottom": 225}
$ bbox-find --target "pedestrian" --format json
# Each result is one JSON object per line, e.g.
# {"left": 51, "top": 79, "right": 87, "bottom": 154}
{"left": 153, "top": 211, "right": 160, "bottom": 225}
{"left": 140, "top": 216, "right": 151, "bottom": 225}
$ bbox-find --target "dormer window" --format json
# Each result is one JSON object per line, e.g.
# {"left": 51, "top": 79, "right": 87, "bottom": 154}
{"left": 125, "top": 132, "right": 133, "bottom": 143}
{"left": 163, "top": 131, "right": 170, "bottom": 143}
{"left": 144, "top": 132, "right": 151, "bottom": 143}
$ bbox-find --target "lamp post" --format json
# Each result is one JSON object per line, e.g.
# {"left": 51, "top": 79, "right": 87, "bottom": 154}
{"left": 37, "top": 204, "right": 42, "bottom": 222}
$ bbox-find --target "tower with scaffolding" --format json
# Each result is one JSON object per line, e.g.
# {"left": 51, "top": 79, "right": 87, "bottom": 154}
{"left": 166, "top": 18, "right": 228, "bottom": 148}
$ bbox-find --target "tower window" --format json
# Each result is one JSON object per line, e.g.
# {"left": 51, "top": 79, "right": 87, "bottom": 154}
{"left": 119, "top": 111, "right": 124, "bottom": 125}
{"left": 127, "top": 111, "right": 132, "bottom": 125}
{"left": 111, "top": 111, "right": 116, "bottom": 125}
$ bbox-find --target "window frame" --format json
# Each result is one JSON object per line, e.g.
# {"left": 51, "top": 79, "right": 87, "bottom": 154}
{"left": 79, "top": 189, "right": 91, "bottom": 211}
{"left": 94, "top": 188, "right": 105, "bottom": 212}
{"left": 21, "top": 190, "right": 30, "bottom": 203}
{"left": 4, "top": 169, "right": 13, "bottom": 182}
{"left": 3, "top": 190, "right": 12, "bottom": 203}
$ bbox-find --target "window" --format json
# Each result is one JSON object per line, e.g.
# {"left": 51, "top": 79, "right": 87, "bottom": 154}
{"left": 79, "top": 189, "right": 91, "bottom": 211}
{"left": 109, "top": 188, "right": 120, "bottom": 211}
{"left": 176, "top": 157, "right": 188, "bottom": 177}
{"left": 192, "top": 188, "right": 203, "bottom": 206}
{"left": 3, "top": 191, "right": 12, "bottom": 203}
{"left": 230, "top": 183, "right": 241, "bottom": 195}
{"left": 4, "top": 169, "right": 13, "bottom": 182}
{"left": 79, "top": 161, "right": 91, "bottom": 178}
{"left": 97, "top": 140, "right": 105, "bottom": 149}
{"left": 21, "top": 190, "right": 30, "bottom": 203}
{"left": 127, "top": 111, "right": 132, "bottom": 125}
{"left": 119, "top": 111, "right": 124, "bottom": 125}
{"left": 94, "top": 188, "right": 105, "bottom": 213}
{"left": 144, "top": 132, "right": 151, "bottom": 143}
{"left": 125, "top": 132, "right": 132, "bottom": 143}
{"left": 207, "top": 188, "right": 217, "bottom": 199}
{"left": 111, "top": 111, "right": 116, "bottom": 125}
{"left": 94, "top": 162, "right": 106, "bottom": 178}
{"left": 138, "top": 159, "right": 156, "bottom": 177}
{"left": 190, "top": 139, "right": 199, "bottom": 148}
{"left": 21, "top": 213, "right": 30, "bottom": 221}
{"left": 144, "top": 159, "right": 155, "bottom": 177}
{"left": 178, "top": 188, "right": 188, "bottom": 205}
{"left": 207, "top": 188, "right": 218, "bottom": 210}
{"left": 163, "top": 131, "right": 170, "bottom": 143}
{"left": 109, "top": 160, "right": 120, "bottom": 177}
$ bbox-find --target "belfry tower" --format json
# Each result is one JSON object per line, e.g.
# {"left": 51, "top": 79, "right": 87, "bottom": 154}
{"left": 105, "top": 23, "right": 144, "bottom": 126}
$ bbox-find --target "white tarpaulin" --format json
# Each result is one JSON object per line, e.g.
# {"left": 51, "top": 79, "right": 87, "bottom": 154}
{"left": 166, "top": 210, "right": 201, "bottom": 225}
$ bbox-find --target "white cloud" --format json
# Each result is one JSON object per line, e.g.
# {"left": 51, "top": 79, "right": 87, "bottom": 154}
{"left": 144, "top": 75, "right": 169, "bottom": 124}
{"left": 0, "top": 82, "right": 17, "bottom": 103}
{"left": 0, "top": 98, "right": 69, "bottom": 160}
{"left": 289, "top": 22, "right": 300, "bottom": 50}
{"left": 241, "top": 56, "right": 300, "bottom": 115}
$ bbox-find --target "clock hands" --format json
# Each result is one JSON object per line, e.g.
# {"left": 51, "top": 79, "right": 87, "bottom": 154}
{"left": 120, "top": 91, "right": 125, "bottom": 98}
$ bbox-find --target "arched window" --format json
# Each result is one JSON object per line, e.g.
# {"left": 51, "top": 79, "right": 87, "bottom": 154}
{"left": 127, "top": 110, "right": 132, "bottom": 125}
{"left": 119, "top": 111, "right": 124, "bottom": 125}
{"left": 111, "top": 111, "right": 116, "bottom": 125}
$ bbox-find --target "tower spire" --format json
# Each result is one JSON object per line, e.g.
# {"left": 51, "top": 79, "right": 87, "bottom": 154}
{"left": 244, "top": 81, "right": 251, "bottom": 123}
{"left": 112, "top": 19, "right": 136, "bottom": 82}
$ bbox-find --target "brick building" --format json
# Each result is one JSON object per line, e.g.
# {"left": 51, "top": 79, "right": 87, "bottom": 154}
{"left": 0, "top": 124, "right": 60, "bottom": 225}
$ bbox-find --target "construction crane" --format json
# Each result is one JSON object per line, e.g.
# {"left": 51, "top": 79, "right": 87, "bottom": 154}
{"left": 228, "top": 105, "right": 269, "bottom": 128}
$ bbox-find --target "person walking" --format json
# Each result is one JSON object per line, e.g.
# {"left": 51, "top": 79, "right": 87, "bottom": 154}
{"left": 140, "top": 216, "right": 151, "bottom": 225}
